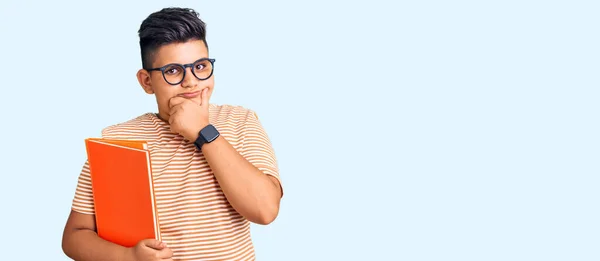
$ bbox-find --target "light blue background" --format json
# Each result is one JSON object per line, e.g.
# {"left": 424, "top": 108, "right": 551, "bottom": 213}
{"left": 1, "top": 0, "right": 598, "bottom": 260}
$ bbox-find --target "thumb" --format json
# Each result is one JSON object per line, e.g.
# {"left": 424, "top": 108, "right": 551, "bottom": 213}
{"left": 201, "top": 88, "right": 209, "bottom": 107}
{"left": 142, "top": 239, "right": 166, "bottom": 250}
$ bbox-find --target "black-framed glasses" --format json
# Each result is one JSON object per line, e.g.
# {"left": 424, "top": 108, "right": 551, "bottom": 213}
{"left": 146, "top": 58, "right": 216, "bottom": 85}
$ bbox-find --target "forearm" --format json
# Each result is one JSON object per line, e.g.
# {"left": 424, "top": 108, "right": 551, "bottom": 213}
{"left": 201, "top": 136, "right": 281, "bottom": 224}
{"left": 63, "top": 229, "right": 130, "bottom": 261}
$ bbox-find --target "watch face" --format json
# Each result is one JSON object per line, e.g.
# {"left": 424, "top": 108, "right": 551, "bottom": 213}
{"left": 201, "top": 125, "right": 219, "bottom": 142}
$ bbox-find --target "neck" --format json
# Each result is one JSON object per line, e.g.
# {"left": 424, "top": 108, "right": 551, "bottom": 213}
{"left": 155, "top": 112, "right": 169, "bottom": 123}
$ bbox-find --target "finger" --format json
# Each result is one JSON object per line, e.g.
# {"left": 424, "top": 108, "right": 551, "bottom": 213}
{"left": 169, "top": 104, "right": 182, "bottom": 118}
{"left": 169, "top": 96, "right": 186, "bottom": 109}
{"left": 157, "top": 247, "right": 174, "bottom": 259}
{"left": 168, "top": 109, "right": 179, "bottom": 125}
{"left": 200, "top": 88, "right": 209, "bottom": 107}
{"left": 142, "top": 239, "right": 166, "bottom": 250}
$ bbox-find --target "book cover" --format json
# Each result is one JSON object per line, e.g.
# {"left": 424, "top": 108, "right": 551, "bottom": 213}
{"left": 84, "top": 138, "right": 161, "bottom": 247}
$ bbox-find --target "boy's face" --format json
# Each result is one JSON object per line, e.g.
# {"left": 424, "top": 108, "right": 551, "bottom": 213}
{"left": 137, "top": 39, "right": 214, "bottom": 121}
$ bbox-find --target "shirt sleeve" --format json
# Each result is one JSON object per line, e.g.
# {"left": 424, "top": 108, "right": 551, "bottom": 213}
{"left": 71, "top": 160, "right": 96, "bottom": 215}
{"left": 240, "top": 109, "right": 283, "bottom": 196}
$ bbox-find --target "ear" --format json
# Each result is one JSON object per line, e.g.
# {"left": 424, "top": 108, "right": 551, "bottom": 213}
{"left": 137, "top": 69, "right": 154, "bottom": 94}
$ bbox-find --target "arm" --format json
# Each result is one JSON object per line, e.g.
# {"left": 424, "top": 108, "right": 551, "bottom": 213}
{"left": 202, "top": 133, "right": 282, "bottom": 225}
{"left": 62, "top": 211, "right": 172, "bottom": 261}
{"left": 62, "top": 211, "right": 130, "bottom": 261}
{"left": 62, "top": 160, "right": 132, "bottom": 260}
{"left": 63, "top": 159, "right": 172, "bottom": 261}
{"left": 168, "top": 93, "right": 283, "bottom": 225}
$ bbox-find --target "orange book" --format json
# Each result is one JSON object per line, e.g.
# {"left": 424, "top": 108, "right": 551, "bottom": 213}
{"left": 84, "top": 138, "right": 161, "bottom": 247}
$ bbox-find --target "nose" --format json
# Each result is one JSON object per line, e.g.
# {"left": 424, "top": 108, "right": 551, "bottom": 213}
{"left": 181, "top": 66, "right": 198, "bottom": 88}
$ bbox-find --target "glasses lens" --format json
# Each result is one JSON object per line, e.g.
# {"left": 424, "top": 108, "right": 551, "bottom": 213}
{"left": 193, "top": 59, "right": 214, "bottom": 80}
{"left": 163, "top": 64, "right": 185, "bottom": 84}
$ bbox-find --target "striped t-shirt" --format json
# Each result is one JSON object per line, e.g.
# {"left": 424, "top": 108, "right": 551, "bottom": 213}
{"left": 71, "top": 104, "right": 282, "bottom": 261}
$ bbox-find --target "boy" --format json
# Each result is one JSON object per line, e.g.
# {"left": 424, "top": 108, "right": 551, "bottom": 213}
{"left": 61, "top": 7, "right": 283, "bottom": 261}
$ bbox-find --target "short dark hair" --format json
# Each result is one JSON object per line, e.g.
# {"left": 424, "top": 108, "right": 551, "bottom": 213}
{"left": 138, "top": 7, "right": 208, "bottom": 69}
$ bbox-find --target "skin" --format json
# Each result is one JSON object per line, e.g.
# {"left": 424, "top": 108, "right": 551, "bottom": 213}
{"left": 62, "top": 39, "right": 282, "bottom": 261}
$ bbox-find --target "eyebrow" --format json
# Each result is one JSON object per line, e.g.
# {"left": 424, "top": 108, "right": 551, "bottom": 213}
{"left": 161, "top": 57, "right": 210, "bottom": 66}
{"left": 150, "top": 57, "right": 211, "bottom": 69}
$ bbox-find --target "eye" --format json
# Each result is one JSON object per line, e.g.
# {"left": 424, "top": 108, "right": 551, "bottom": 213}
{"left": 194, "top": 60, "right": 211, "bottom": 71}
{"left": 164, "top": 65, "right": 181, "bottom": 75}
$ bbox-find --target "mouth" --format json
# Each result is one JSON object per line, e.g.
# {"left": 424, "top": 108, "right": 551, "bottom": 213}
{"left": 178, "top": 90, "right": 202, "bottom": 98}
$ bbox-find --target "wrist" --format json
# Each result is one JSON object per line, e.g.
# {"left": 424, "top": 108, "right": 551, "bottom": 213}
{"left": 194, "top": 123, "right": 220, "bottom": 150}
{"left": 185, "top": 122, "right": 208, "bottom": 142}
{"left": 187, "top": 133, "right": 199, "bottom": 143}
{"left": 120, "top": 247, "right": 135, "bottom": 261}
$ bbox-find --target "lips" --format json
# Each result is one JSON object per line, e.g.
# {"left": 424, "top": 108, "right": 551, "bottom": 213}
{"left": 178, "top": 90, "right": 201, "bottom": 98}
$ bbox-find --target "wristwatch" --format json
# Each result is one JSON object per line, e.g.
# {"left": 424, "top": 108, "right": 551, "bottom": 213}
{"left": 194, "top": 124, "right": 220, "bottom": 150}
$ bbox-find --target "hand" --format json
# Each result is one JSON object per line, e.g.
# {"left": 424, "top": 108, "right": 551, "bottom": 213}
{"left": 125, "top": 239, "right": 173, "bottom": 261}
{"left": 168, "top": 88, "right": 210, "bottom": 141}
